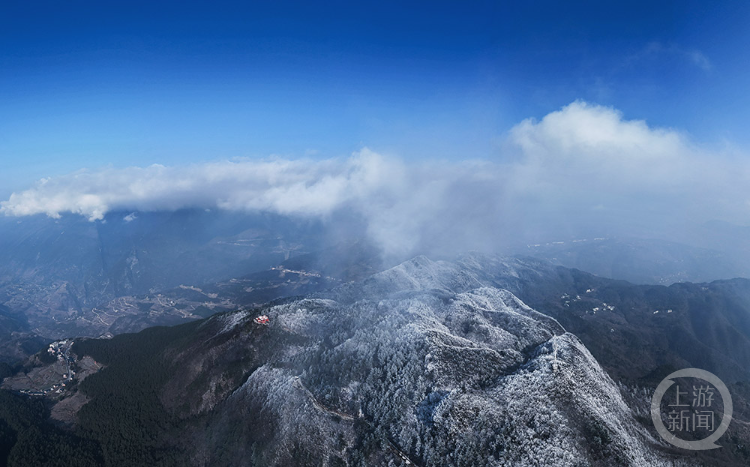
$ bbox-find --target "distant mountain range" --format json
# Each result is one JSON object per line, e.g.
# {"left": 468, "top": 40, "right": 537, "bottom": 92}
{"left": 0, "top": 209, "right": 327, "bottom": 304}
{"left": 2, "top": 211, "right": 750, "bottom": 465}
{"left": 0, "top": 210, "right": 336, "bottom": 360}
{"left": 522, "top": 236, "right": 750, "bottom": 285}
{"left": 3, "top": 211, "right": 750, "bottom": 365}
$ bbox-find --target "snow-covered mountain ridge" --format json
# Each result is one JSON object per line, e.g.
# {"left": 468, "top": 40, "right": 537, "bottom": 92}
{"left": 169, "top": 256, "right": 686, "bottom": 466}
{"left": 7, "top": 254, "right": 720, "bottom": 465}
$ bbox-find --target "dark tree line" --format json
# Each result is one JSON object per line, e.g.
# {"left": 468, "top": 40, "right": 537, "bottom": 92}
{"left": 0, "top": 390, "right": 102, "bottom": 467}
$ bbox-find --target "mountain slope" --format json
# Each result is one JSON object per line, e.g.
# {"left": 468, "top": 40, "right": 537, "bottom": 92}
{"left": 189, "top": 287, "right": 672, "bottom": 466}
{"left": 7, "top": 254, "right": 750, "bottom": 465}
{"left": 0, "top": 304, "right": 46, "bottom": 364}
{"left": 14, "top": 256, "right": 695, "bottom": 467}
{"left": 447, "top": 254, "right": 750, "bottom": 385}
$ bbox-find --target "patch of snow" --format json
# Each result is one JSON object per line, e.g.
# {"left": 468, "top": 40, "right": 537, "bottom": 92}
{"left": 219, "top": 310, "right": 250, "bottom": 334}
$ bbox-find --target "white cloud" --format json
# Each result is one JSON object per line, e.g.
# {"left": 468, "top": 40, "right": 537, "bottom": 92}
{"left": 2, "top": 101, "right": 748, "bottom": 256}
{"left": 506, "top": 101, "right": 697, "bottom": 194}
{"left": 0, "top": 150, "right": 398, "bottom": 221}
{"left": 509, "top": 101, "right": 686, "bottom": 161}
{"left": 503, "top": 102, "right": 750, "bottom": 236}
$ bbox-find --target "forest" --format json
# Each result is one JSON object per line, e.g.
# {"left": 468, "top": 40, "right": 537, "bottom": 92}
{"left": 0, "top": 321, "right": 201, "bottom": 467}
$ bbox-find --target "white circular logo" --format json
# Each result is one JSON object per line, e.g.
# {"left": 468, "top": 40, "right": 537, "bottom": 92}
{"left": 650, "top": 368, "right": 732, "bottom": 450}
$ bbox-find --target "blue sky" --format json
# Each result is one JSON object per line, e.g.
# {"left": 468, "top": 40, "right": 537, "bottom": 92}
{"left": 2, "top": 0, "right": 749, "bottom": 198}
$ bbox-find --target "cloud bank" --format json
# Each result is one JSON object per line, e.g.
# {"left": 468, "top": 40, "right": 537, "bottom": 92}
{"left": 3, "top": 101, "right": 748, "bottom": 256}
{"left": 0, "top": 154, "right": 395, "bottom": 221}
